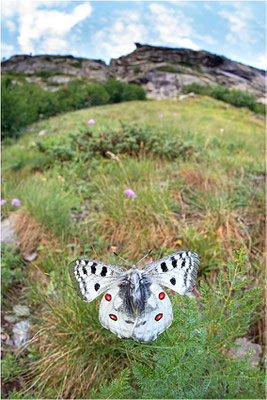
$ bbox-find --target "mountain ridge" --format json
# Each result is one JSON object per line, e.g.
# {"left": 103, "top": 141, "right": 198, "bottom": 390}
{"left": 2, "top": 43, "right": 265, "bottom": 101}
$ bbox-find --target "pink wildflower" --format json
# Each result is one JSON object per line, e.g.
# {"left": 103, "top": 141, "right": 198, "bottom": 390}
{"left": 124, "top": 189, "right": 137, "bottom": 198}
{"left": 158, "top": 114, "right": 164, "bottom": 118}
{"left": 88, "top": 119, "right": 95, "bottom": 125}
{"left": 1, "top": 199, "right": 7, "bottom": 206}
{"left": 11, "top": 198, "right": 21, "bottom": 206}
{"left": 173, "top": 113, "right": 178, "bottom": 116}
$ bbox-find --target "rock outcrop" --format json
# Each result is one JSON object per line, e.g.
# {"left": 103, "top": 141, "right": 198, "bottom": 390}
{"left": 2, "top": 54, "right": 112, "bottom": 83}
{"left": 2, "top": 44, "right": 265, "bottom": 100}
{"left": 110, "top": 44, "right": 265, "bottom": 100}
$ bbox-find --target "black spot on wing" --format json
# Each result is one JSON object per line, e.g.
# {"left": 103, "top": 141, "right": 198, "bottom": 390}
{"left": 94, "top": 283, "right": 100, "bottom": 291}
{"left": 91, "top": 263, "right": 97, "bottom": 274}
{"left": 171, "top": 256, "right": 177, "bottom": 268}
{"left": 82, "top": 266, "right": 88, "bottom": 275}
{"left": 170, "top": 277, "right": 176, "bottom": 285}
{"left": 181, "top": 260, "right": 186, "bottom": 268}
{"left": 125, "top": 320, "right": 134, "bottom": 324}
{"left": 161, "top": 262, "right": 168, "bottom": 272}
{"left": 100, "top": 266, "right": 107, "bottom": 277}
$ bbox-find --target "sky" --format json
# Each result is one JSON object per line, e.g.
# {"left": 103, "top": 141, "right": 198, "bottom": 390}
{"left": 1, "top": 0, "right": 266, "bottom": 69}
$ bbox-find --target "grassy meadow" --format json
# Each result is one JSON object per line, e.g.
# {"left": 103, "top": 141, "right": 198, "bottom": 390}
{"left": 1, "top": 96, "right": 265, "bottom": 398}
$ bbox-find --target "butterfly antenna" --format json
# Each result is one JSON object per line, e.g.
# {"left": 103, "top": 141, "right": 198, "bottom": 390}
{"left": 113, "top": 252, "right": 132, "bottom": 266}
{"left": 136, "top": 249, "right": 153, "bottom": 266}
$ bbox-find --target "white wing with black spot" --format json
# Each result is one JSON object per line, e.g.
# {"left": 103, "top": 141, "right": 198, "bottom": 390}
{"left": 69, "top": 259, "right": 127, "bottom": 302}
{"left": 143, "top": 251, "right": 200, "bottom": 295}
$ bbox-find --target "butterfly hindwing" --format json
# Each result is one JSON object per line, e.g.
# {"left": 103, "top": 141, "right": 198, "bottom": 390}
{"left": 143, "top": 251, "right": 200, "bottom": 295}
{"left": 69, "top": 259, "right": 127, "bottom": 302}
{"left": 99, "top": 284, "right": 135, "bottom": 339}
{"left": 132, "top": 281, "right": 173, "bottom": 343}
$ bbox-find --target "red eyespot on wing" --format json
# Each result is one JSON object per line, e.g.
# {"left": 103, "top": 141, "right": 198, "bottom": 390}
{"left": 155, "top": 313, "right": 163, "bottom": 321}
{"left": 109, "top": 314, "right": 117, "bottom": 321}
{"left": 105, "top": 294, "right": 112, "bottom": 301}
{"left": 159, "top": 292, "right": 165, "bottom": 300}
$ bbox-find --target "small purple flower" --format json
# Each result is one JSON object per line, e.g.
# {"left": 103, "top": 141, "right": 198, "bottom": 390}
{"left": 11, "top": 198, "right": 21, "bottom": 206}
{"left": 88, "top": 119, "right": 95, "bottom": 125}
{"left": 158, "top": 114, "right": 164, "bottom": 118}
{"left": 173, "top": 113, "right": 178, "bottom": 116}
{"left": 124, "top": 189, "right": 137, "bottom": 198}
{"left": 1, "top": 199, "right": 7, "bottom": 206}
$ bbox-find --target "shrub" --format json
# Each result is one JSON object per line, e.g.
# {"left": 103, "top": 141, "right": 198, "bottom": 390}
{"left": 1, "top": 78, "right": 146, "bottom": 140}
{"left": 182, "top": 83, "right": 264, "bottom": 114}
{"left": 104, "top": 79, "right": 146, "bottom": 103}
{"left": 36, "top": 122, "right": 199, "bottom": 166}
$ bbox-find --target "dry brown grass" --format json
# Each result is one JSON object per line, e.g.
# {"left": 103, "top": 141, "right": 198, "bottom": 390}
{"left": 177, "top": 167, "right": 223, "bottom": 191}
{"left": 22, "top": 297, "right": 131, "bottom": 399}
{"left": 15, "top": 211, "right": 58, "bottom": 255}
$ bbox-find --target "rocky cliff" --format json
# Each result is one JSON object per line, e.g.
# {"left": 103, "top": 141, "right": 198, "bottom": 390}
{"left": 2, "top": 43, "right": 265, "bottom": 101}
{"left": 110, "top": 44, "right": 265, "bottom": 100}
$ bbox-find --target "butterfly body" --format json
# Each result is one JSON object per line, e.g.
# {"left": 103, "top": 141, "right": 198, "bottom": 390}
{"left": 69, "top": 250, "right": 199, "bottom": 342}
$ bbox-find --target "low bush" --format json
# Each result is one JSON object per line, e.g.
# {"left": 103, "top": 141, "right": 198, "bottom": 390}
{"left": 35, "top": 122, "right": 199, "bottom": 166}
{"left": 104, "top": 79, "right": 146, "bottom": 103}
{"left": 1, "top": 78, "right": 146, "bottom": 140}
{"left": 182, "top": 83, "right": 264, "bottom": 114}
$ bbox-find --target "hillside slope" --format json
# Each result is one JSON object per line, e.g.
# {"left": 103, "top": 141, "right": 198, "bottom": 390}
{"left": 2, "top": 97, "right": 265, "bottom": 399}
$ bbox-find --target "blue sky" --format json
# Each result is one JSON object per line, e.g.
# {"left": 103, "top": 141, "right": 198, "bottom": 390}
{"left": 1, "top": 1, "right": 266, "bottom": 69}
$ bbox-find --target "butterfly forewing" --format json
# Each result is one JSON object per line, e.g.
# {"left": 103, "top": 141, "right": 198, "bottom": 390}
{"left": 69, "top": 259, "right": 127, "bottom": 302}
{"left": 143, "top": 251, "right": 200, "bottom": 295}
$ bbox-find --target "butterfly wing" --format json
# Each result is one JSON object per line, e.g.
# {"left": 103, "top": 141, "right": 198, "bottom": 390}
{"left": 142, "top": 251, "right": 200, "bottom": 295}
{"left": 99, "top": 284, "right": 136, "bottom": 339}
{"left": 132, "top": 281, "right": 173, "bottom": 343}
{"left": 69, "top": 259, "right": 127, "bottom": 302}
{"left": 99, "top": 280, "right": 173, "bottom": 343}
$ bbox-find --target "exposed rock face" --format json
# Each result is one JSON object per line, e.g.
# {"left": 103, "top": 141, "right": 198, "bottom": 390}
{"left": 2, "top": 44, "right": 265, "bottom": 100}
{"left": 2, "top": 54, "right": 112, "bottom": 83}
{"left": 110, "top": 44, "right": 265, "bottom": 99}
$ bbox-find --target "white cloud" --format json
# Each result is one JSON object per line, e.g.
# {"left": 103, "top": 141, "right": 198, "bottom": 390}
{"left": 6, "top": 20, "right": 16, "bottom": 33}
{"left": 2, "top": 1, "right": 92, "bottom": 54}
{"left": 219, "top": 3, "right": 258, "bottom": 44}
{"left": 1, "top": 43, "right": 15, "bottom": 59}
{"left": 94, "top": 12, "right": 147, "bottom": 59}
{"left": 148, "top": 3, "right": 199, "bottom": 49}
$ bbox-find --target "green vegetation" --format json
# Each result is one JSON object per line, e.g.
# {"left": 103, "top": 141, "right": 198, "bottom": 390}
{"left": 1, "top": 78, "right": 146, "bottom": 140}
{"left": 158, "top": 66, "right": 183, "bottom": 73}
{"left": 182, "top": 83, "right": 265, "bottom": 115}
{"left": 132, "top": 65, "right": 140, "bottom": 74}
{"left": 1, "top": 97, "right": 265, "bottom": 398}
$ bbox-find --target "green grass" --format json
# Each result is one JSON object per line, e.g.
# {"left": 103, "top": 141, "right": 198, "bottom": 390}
{"left": 1, "top": 96, "right": 265, "bottom": 398}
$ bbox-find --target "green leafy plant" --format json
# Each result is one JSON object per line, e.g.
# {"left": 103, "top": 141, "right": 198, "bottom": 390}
{"left": 1, "top": 245, "right": 26, "bottom": 298}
